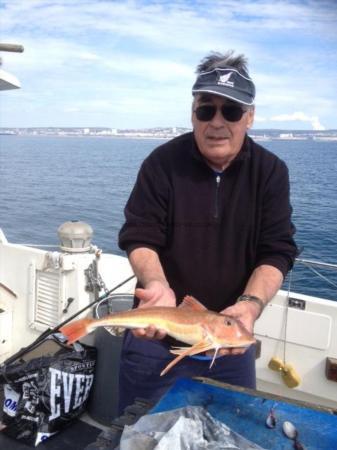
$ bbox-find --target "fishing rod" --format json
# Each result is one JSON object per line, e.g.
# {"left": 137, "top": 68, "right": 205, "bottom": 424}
{"left": 2, "top": 273, "right": 136, "bottom": 367}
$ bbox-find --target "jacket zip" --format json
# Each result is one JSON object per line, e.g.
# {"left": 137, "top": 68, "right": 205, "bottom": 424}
{"left": 214, "top": 174, "right": 221, "bottom": 219}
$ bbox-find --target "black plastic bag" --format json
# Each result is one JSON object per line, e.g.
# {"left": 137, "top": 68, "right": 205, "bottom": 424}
{"left": 0, "top": 334, "right": 96, "bottom": 446}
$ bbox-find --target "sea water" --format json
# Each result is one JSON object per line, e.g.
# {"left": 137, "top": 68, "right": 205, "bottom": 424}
{"left": 0, "top": 135, "right": 336, "bottom": 300}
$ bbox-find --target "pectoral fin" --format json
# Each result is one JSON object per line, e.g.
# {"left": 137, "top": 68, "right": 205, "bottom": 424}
{"left": 160, "top": 340, "right": 214, "bottom": 376}
{"left": 170, "top": 346, "right": 191, "bottom": 356}
{"left": 171, "top": 344, "right": 221, "bottom": 370}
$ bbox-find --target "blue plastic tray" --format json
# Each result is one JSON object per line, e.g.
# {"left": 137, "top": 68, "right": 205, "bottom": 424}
{"left": 151, "top": 378, "right": 337, "bottom": 450}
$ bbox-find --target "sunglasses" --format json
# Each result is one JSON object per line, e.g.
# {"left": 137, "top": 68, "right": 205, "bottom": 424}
{"left": 194, "top": 104, "right": 247, "bottom": 122}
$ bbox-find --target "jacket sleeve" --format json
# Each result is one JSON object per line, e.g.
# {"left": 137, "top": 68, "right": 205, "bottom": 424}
{"left": 255, "top": 158, "right": 297, "bottom": 277}
{"left": 118, "top": 155, "right": 169, "bottom": 252}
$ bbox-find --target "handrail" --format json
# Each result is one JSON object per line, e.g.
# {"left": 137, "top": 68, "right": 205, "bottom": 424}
{"left": 0, "top": 43, "right": 24, "bottom": 53}
{"left": 295, "top": 258, "right": 337, "bottom": 270}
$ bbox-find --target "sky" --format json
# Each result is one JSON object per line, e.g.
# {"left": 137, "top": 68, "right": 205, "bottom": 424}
{"left": 1, "top": 0, "right": 337, "bottom": 130}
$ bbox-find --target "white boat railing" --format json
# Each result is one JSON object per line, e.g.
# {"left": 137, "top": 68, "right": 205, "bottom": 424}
{"left": 295, "top": 258, "right": 337, "bottom": 270}
{"left": 294, "top": 257, "right": 337, "bottom": 292}
{"left": 0, "top": 43, "right": 24, "bottom": 53}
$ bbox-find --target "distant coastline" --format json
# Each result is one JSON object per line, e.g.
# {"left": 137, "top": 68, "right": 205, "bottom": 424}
{"left": 1, "top": 127, "right": 337, "bottom": 141}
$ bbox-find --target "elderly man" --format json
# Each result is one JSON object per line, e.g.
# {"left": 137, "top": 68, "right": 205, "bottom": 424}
{"left": 118, "top": 51, "right": 297, "bottom": 412}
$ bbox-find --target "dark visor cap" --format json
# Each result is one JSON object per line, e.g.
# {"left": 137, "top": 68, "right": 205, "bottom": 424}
{"left": 192, "top": 67, "right": 255, "bottom": 106}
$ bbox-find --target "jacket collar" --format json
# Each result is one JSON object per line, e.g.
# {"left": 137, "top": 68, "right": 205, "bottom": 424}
{"left": 190, "top": 133, "right": 251, "bottom": 171}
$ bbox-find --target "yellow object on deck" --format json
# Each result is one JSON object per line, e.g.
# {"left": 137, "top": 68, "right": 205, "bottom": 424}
{"left": 268, "top": 357, "right": 301, "bottom": 388}
{"left": 282, "top": 363, "right": 301, "bottom": 388}
{"left": 268, "top": 357, "right": 285, "bottom": 372}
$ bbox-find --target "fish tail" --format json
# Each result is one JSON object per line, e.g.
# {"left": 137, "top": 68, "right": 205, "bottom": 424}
{"left": 60, "top": 318, "right": 93, "bottom": 344}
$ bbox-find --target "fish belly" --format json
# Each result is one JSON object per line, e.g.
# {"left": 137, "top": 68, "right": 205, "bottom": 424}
{"left": 162, "top": 321, "right": 204, "bottom": 345}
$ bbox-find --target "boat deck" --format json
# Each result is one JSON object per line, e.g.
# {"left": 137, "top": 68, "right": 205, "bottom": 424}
{"left": 1, "top": 378, "right": 337, "bottom": 449}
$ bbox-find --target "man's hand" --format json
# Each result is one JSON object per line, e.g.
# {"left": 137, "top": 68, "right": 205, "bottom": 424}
{"left": 132, "top": 280, "right": 176, "bottom": 340}
{"left": 206, "top": 301, "right": 259, "bottom": 357}
{"left": 222, "top": 299, "right": 261, "bottom": 333}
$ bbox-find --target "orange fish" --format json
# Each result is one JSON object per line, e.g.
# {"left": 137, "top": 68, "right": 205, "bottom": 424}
{"left": 60, "top": 295, "right": 255, "bottom": 376}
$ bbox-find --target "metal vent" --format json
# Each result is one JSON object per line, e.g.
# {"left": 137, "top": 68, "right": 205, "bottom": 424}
{"left": 35, "top": 271, "right": 61, "bottom": 328}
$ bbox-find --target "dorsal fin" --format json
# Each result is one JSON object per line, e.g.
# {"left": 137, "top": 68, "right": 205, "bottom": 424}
{"left": 179, "top": 295, "right": 207, "bottom": 311}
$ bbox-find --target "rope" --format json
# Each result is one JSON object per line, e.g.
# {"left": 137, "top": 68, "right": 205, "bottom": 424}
{"left": 283, "top": 268, "right": 293, "bottom": 365}
{"left": 299, "top": 261, "right": 337, "bottom": 290}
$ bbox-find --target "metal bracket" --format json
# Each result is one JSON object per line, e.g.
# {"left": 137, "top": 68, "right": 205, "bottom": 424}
{"left": 288, "top": 298, "right": 306, "bottom": 310}
{"left": 326, "top": 357, "right": 337, "bottom": 383}
{"left": 84, "top": 260, "right": 108, "bottom": 298}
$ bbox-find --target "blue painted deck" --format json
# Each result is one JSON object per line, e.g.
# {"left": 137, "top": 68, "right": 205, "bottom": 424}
{"left": 151, "top": 378, "right": 337, "bottom": 450}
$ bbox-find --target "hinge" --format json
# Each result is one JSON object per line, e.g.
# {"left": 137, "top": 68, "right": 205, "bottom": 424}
{"left": 288, "top": 298, "right": 306, "bottom": 310}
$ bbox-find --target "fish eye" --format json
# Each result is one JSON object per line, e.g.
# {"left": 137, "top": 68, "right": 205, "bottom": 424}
{"left": 224, "top": 318, "right": 233, "bottom": 326}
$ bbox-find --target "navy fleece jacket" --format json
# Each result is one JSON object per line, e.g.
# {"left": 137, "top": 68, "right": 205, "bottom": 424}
{"left": 119, "top": 132, "right": 297, "bottom": 311}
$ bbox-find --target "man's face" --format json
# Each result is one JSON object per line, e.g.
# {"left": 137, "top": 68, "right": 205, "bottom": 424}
{"left": 192, "top": 93, "right": 255, "bottom": 171}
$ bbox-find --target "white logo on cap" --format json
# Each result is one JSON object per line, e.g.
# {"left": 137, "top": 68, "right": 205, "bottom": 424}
{"left": 218, "top": 72, "right": 234, "bottom": 87}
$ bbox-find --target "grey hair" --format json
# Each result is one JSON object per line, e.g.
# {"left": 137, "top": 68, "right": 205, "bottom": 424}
{"left": 196, "top": 50, "right": 250, "bottom": 76}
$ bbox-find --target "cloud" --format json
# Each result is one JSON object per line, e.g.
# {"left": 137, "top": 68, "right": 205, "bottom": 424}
{"left": 1, "top": 1, "right": 336, "bottom": 128}
{"left": 3, "top": 0, "right": 335, "bottom": 58}
{"left": 104, "top": 56, "right": 192, "bottom": 83}
{"left": 271, "top": 112, "right": 326, "bottom": 130}
{"left": 253, "top": 115, "right": 268, "bottom": 123}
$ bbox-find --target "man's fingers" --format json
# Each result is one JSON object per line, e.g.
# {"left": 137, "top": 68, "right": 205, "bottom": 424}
{"left": 143, "top": 325, "right": 157, "bottom": 339}
{"left": 153, "top": 328, "right": 167, "bottom": 340}
{"left": 135, "top": 287, "right": 152, "bottom": 302}
{"left": 206, "top": 347, "right": 247, "bottom": 357}
{"left": 132, "top": 328, "right": 147, "bottom": 338}
{"left": 131, "top": 325, "right": 167, "bottom": 340}
{"left": 227, "top": 347, "right": 246, "bottom": 355}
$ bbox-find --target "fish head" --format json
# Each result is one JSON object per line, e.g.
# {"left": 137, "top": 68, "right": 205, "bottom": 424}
{"left": 209, "top": 315, "right": 256, "bottom": 348}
